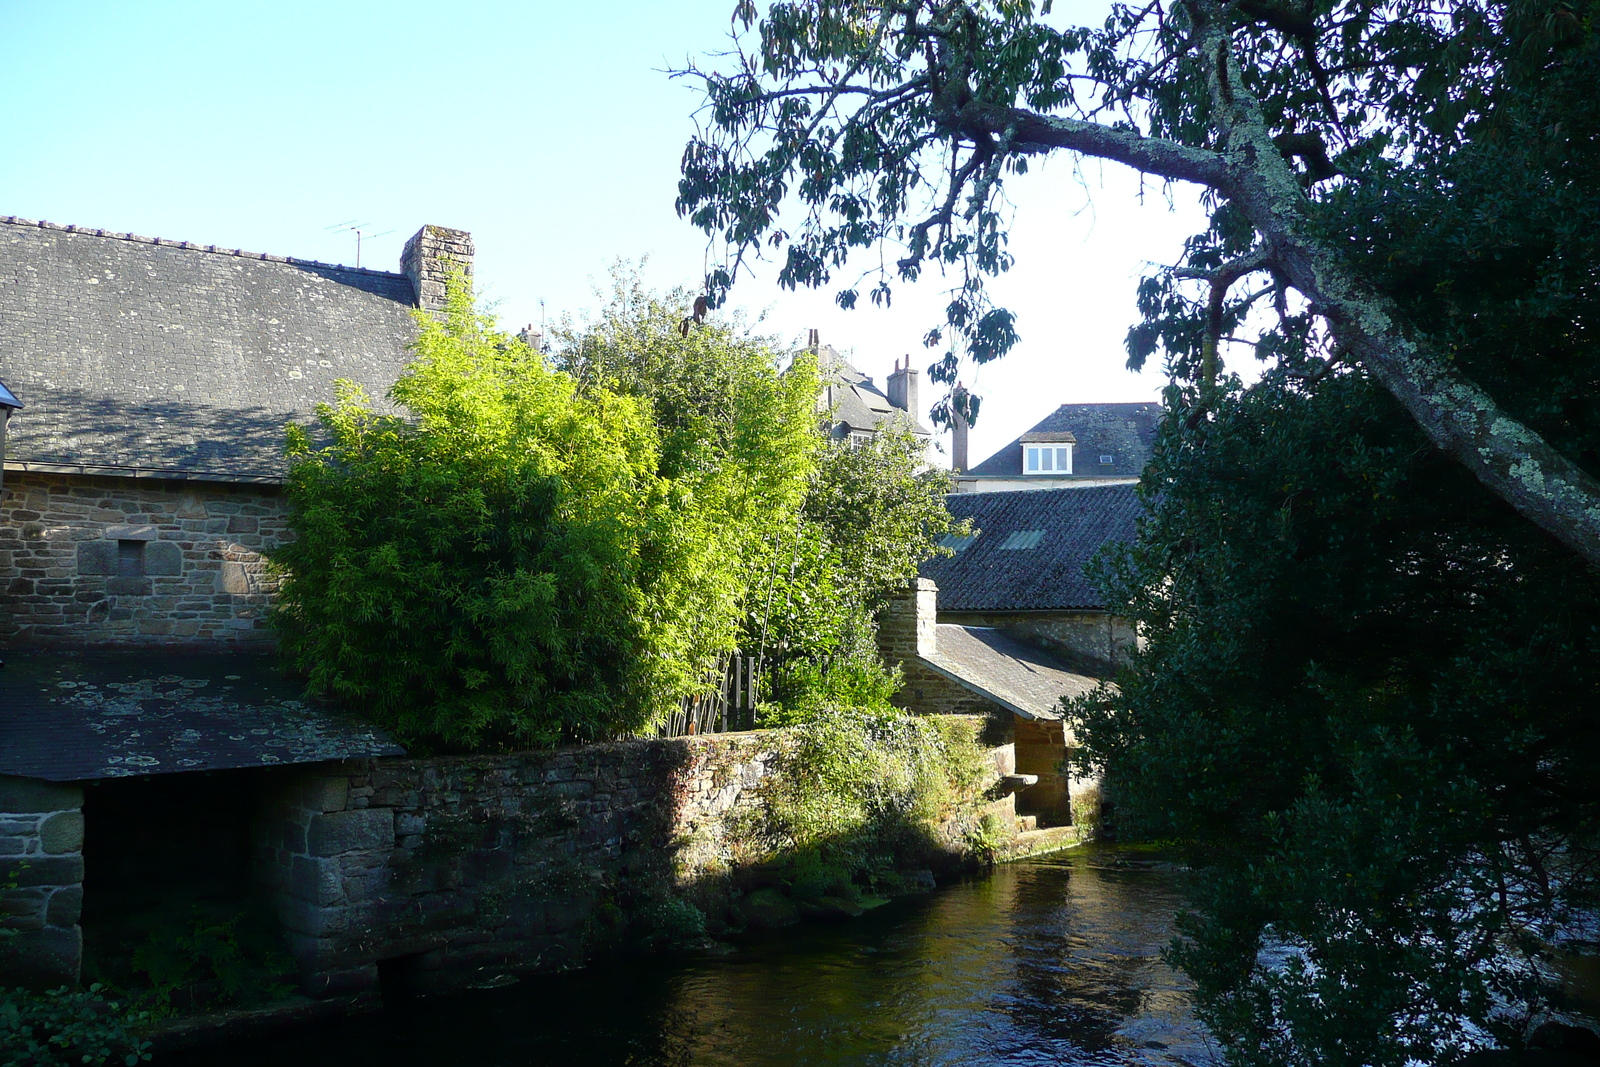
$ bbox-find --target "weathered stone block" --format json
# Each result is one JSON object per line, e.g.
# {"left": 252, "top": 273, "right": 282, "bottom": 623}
{"left": 0, "top": 778, "right": 81, "bottom": 815}
{"left": 0, "top": 836, "right": 27, "bottom": 856}
{"left": 291, "top": 855, "right": 344, "bottom": 907}
{"left": 109, "top": 577, "right": 152, "bottom": 596}
{"left": 75, "top": 540, "right": 117, "bottom": 575}
{"left": 307, "top": 808, "right": 393, "bottom": 857}
{"left": 0, "top": 887, "right": 48, "bottom": 927}
{"left": 10, "top": 855, "right": 83, "bottom": 887}
{"left": 288, "top": 775, "right": 349, "bottom": 814}
{"left": 143, "top": 541, "right": 183, "bottom": 575}
{"left": 38, "top": 811, "right": 83, "bottom": 854}
{"left": 46, "top": 885, "right": 82, "bottom": 926}
{"left": 0, "top": 924, "right": 81, "bottom": 989}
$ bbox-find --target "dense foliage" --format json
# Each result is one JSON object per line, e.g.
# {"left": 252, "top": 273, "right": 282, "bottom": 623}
{"left": 1065, "top": 6, "right": 1600, "bottom": 1062}
{"left": 554, "top": 270, "right": 960, "bottom": 715}
{"left": 275, "top": 280, "right": 800, "bottom": 749}
{"left": 681, "top": 0, "right": 1600, "bottom": 1061}
{"left": 0, "top": 985, "right": 151, "bottom": 1067}
{"left": 278, "top": 272, "right": 958, "bottom": 745}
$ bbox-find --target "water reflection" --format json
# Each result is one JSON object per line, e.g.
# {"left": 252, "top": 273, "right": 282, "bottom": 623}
{"left": 174, "top": 847, "right": 1216, "bottom": 1067}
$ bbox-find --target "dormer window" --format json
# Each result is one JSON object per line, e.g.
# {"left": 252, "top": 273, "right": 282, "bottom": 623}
{"left": 1025, "top": 444, "right": 1072, "bottom": 474}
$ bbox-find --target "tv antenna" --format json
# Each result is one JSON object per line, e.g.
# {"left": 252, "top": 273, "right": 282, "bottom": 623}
{"left": 325, "top": 221, "right": 395, "bottom": 269}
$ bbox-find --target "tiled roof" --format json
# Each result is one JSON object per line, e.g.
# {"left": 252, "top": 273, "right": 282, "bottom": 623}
{"left": 818, "top": 345, "right": 931, "bottom": 435}
{"left": 921, "top": 485, "right": 1142, "bottom": 611}
{"left": 0, "top": 216, "right": 419, "bottom": 481}
{"left": 919, "top": 624, "right": 1100, "bottom": 720}
{"left": 0, "top": 649, "right": 404, "bottom": 781}
{"left": 966, "top": 402, "right": 1162, "bottom": 478}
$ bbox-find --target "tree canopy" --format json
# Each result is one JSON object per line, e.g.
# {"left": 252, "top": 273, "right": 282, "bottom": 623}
{"left": 676, "top": 0, "right": 1600, "bottom": 566}
{"left": 679, "top": 2, "right": 1600, "bottom": 1061}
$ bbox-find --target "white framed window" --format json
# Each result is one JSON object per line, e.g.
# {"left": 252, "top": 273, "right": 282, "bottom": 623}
{"left": 1024, "top": 444, "right": 1072, "bottom": 474}
{"left": 849, "top": 431, "right": 873, "bottom": 448}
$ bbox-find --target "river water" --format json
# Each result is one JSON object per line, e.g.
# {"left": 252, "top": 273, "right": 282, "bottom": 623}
{"left": 180, "top": 847, "right": 1217, "bottom": 1067}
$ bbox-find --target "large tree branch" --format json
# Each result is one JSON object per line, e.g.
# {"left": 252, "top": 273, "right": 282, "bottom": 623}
{"left": 941, "top": 8, "right": 1600, "bottom": 568}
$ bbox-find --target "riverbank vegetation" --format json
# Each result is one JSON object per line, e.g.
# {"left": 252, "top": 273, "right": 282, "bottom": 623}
{"left": 273, "top": 272, "right": 956, "bottom": 750}
{"left": 676, "top": 0, "right": 1600, "bottom": 1062}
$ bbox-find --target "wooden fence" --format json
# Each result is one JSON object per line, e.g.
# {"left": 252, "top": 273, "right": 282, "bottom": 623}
{"left": 660, "top": 652, "right": 763, "bottom": 737}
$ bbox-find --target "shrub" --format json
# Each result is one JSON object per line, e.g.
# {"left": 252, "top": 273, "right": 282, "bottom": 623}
{"left": 0, "top": 985, "right": 151, "bottom": 1067}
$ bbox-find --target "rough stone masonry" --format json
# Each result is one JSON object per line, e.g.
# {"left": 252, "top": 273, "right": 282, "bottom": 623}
{"left": 0, "top": 472, "right": 285, "bottom": 646}
{"left": 254, "top": 720, "right": 1014, "bottom": 997}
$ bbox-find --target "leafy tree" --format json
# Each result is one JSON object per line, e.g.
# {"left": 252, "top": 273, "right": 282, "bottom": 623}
{"left": 675, "top": 0, "right": 1600, "bottom": 566}
{"left": 274, "top": 281, "right": 753, "bottom": 749}
{"left": 760, "top": 424, "right": 960, "bottom": 671}
{"left": 679, "top": 1, "right": 1600, "bottom": 1062}
{"left": 554, "top": 272, "right": 962, "bottom": 714}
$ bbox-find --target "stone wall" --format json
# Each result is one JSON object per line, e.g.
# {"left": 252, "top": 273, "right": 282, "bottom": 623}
{"left": 0, "top": 777, "right": 84, "bottom": 988}
{"left": 877, "top": 578, "right": 1006, "bottom": 717}
{"left": 939, "top": 610, "right": 1136, "bottom": 672}
{"left": 0, "top": 471, "right": 286, "bottom": 646}
{"left": 254, "top": 723, "right": 1011, "bottom": 997}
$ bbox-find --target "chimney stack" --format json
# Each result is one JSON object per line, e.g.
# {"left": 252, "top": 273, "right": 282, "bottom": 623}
{"left": 886, "top": 356, "right": 919, "bottom": 421}
{"left": 401, "top": 225, "right": 474, "bottom": 314}
{"left": 951, "top": 383, "right": 970, "bottom": 473}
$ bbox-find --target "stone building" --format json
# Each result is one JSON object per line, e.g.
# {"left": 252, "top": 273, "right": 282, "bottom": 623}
{"left": 952, "top": 401, "right": 1161, "bottom": 491}
{"left": 807, "top": 331, "right": 932, "bottom": 446}
{"left": 878, "top": 485, "right": 1142, "bottom": 830}
{"left": 0, "top": 217, "right": 470, "bottom": 989}
{"left": 0, "top": 216, "right": 473, "bottom": 647}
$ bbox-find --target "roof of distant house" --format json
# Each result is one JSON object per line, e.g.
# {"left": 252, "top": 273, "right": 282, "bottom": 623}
{"left": 920, "top": 485, "right": 1142, "bottom": 612}
{"left": 965, "top": 402, "right": 1162, "bottom": 479}
{"left": 0, "top": 216, "right": 420, "bottom": 482}
{"left": 816, "top": 344, "right": 931, "bottom": 436}
{"left": 919, "top": 624, "right": 1100, "bottom": 719}
{"left": 0, "top": 649, "right": 404, "bottom": 781}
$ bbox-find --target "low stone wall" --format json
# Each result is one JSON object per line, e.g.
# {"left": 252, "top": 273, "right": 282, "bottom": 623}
{"left": 255, "top": 722, "right": 1012, "bottom": 996}
{"left": 0, "top": 471, "right": 285, "bottom": 647}
{"left": 0, "top": 778, "right": 85, "bottom": 988}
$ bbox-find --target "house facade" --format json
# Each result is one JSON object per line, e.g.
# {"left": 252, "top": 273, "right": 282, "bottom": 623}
{"left": 0, "top": 217, "right": 472, "bottom": 647}
{"left": 878, "top": 485, "right": 1142, "bottom": 831}
{"left": 808, "top": 331, "right": 932, "bottom": 445}
{"left": 952, "top": 401, "right": 1161, "bottom": 492}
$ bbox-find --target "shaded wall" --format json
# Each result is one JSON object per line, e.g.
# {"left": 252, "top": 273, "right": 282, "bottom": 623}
{"left": 0, "top": 777, "right": 85, "bottom": 988}
{"left": 0, "top": 472, "right": 284, "bottom": 647}
{"left": 937, "top": 610, "right": 1135, "bottom": 673}
{"left": 255, "top": 723, "right": 1013, "bottom": 998}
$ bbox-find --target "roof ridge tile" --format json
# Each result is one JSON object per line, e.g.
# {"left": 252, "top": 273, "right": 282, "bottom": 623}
{"left": 0, "top": 215, "right": 405, "bottom": 279}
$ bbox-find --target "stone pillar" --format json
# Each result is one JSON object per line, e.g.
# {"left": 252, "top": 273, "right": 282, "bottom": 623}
{"left": 877, "top": 578, "right": 939, "bottom": 665}
{"left": 400, "top": 225, "right": 474, "bottom": 314}
{"left": 256, "top": 769, "right": 394, "bottom": 998}
{"left": 886, "top": 358, "right": 919, "bottom": 423}
{"left": 0, "top": 776, "right": 84, "bottom": 988}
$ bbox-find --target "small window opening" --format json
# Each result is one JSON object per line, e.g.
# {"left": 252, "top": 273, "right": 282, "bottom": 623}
{"left": 116, "top": 540, "right": 146, "bottom": 578}
{"left": 1099, "top": 454, "right": 1114, "bottom": 465}
{"left": 1025, "top": 445, "right": 1072, "bottom": 474}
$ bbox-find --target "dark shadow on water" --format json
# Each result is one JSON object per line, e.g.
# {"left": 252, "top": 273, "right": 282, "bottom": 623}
{"left": 168, "top": 847, "right": 1214, "bottom": 1067}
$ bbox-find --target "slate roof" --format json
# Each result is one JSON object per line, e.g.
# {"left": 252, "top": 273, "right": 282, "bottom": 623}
{"left": 0, "top": 649, "right": 404, "bottom": 781}
{"left": 921, "top": 485, "right": 1142, "bottom": 611}
{"left": 919, "top": 625, "right": 1100, "bottom": 720}
{"left": 0, "top": 216, "right": 419, "bottom": 482}
{"left": 966, "top": 402, "right": 1162, "bottom": 479}
{"left": 818, "top": 345, "right": 931, "bottom": 436}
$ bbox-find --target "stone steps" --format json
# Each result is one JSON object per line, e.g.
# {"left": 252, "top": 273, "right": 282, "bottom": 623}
{"left": 1002, "top": 824, "right": 1084, "bottom": 860}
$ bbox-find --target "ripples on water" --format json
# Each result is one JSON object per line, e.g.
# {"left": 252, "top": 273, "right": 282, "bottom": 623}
{"left": 182, "top": 847, "right": 1217, "bottom": 1067}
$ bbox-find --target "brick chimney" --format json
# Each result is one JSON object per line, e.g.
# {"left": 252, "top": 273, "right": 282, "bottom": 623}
{"left": 886, "top": 356, "right": 919, "bottom": 421}
{"left": 400, "top": 225, "right": 474, "bottom": 314}
{"left": 877, "top": 578, "right": 939, "bottom": 664}
{"left": 951, "top": 383, "right": 970, "bottom": 473}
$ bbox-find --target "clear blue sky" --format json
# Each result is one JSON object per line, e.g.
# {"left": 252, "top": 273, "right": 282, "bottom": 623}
{"left": 0, "top": 0, "right": 1206, "bottom": 465}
